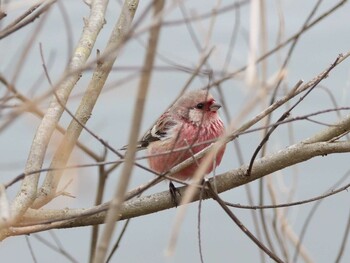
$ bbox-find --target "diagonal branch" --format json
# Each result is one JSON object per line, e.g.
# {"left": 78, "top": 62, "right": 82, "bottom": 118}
{"left": 31, "top": 0, "right": 138, "bottom": 209}
{"left": 93, "top": 0, "right": 158, "bottom": 262}
{"left": 3, "top": 132, "right": 350, "bottom": 239}
{"left": 10, "top": 0, "right": 109, "bottom": 222}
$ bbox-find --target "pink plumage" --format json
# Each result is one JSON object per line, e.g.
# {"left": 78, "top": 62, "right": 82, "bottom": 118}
{"left": 142, "top": 89, "right": 225, "bottom": 180}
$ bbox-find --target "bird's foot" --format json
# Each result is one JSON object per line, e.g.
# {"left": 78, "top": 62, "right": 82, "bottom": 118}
{"left": 169, "top": 181, "right": 181, "bottom": 207}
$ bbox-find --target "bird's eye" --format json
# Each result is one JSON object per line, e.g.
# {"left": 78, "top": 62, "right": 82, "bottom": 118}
{"left": 196, "top": 103, "right": 204, "bottom": 109}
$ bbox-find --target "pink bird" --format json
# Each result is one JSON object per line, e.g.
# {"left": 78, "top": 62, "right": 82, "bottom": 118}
{"left": 140, "top": 89, "right": 226, "bottom": 205}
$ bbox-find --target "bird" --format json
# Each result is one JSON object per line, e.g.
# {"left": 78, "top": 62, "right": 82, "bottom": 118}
{"left": 138, "top": 89, "right": 226, "bottom": 205}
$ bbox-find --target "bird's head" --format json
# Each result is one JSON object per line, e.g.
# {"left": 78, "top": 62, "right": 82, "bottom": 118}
{"left": 172, "top": 89, "right": 222, "bottom": 126}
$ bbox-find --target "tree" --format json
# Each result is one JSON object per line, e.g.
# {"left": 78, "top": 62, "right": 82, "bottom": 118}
{"left": 0, "top": 0, "right": 349, "bottom": 262}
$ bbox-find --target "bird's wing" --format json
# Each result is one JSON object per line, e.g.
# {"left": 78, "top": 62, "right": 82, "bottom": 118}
{"left": 120, "top": 112, "right": 177, "bottom": 151}
{"left": 140, "top": 112, "right": 177, "bottom": 148}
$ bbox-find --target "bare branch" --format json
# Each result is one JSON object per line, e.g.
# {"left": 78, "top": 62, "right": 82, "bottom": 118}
{"left": 4, "top": 137, "right": 350, "bottom": 238}
{"left": 10, "top": 0, "right": 109, "bottom": 223}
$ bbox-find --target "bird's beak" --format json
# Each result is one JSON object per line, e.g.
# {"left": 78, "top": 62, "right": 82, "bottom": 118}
{"left": 209, "top": 102, "right": 221, "bottom": 112}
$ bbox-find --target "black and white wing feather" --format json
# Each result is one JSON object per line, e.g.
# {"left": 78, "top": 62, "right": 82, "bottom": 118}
{"left": 120, "top": 112, "right": 177, "bottom": 151}
{"left": 139, "top": 112, "right": 177, "bottom": 148}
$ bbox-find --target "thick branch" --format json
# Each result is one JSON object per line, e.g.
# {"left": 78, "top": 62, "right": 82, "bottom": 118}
{"left": 31, "top": 0, "right": 139, "bottom": 209}
{"left": 10, "top": 0, "right": 108, "bottom": 221}
{"left": 4, "top": 139, "right": 350, "bottom": 239}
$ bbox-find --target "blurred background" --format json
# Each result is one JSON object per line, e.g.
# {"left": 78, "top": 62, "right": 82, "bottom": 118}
{"left": 1, "top": 0, "right": 350, "bottom": 262}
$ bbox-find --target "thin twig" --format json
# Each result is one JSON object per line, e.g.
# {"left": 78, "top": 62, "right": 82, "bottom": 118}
{"left": 0, "top": 1, "right": 55, "bottom": 40}
{"left": 292, "top": 167, "right": 350, "bottom": 263}
{"left": 93, "top": 1, "right": 156, "bottom": 262}
{"left": 197, "top": 184, "right": 205, "bottom": 263}
{"left": 335, "top": 208, "right": 350, "bottom": 263}
{"left": 206, "top": 183, "right": 284, "bottom": 263}
{"left": 206, "top": 0, "right": 347, "bottom": 89}
{"left": 89, "top": 148, "right": 108, "bottom": 263}
{"left": 247, "top": 55, "right": 341, "bottom": 176}
{"left": 25, "top": 235, "right": 38, "bottom": 263}
{"left": 32, "top": 233, "right": 78, "bottom": 263}
{"left": 224, "top": 182, "right": 350, "bottom": 209}
{"left": 105, "top": 219, "right": 132, "bottom": 263}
